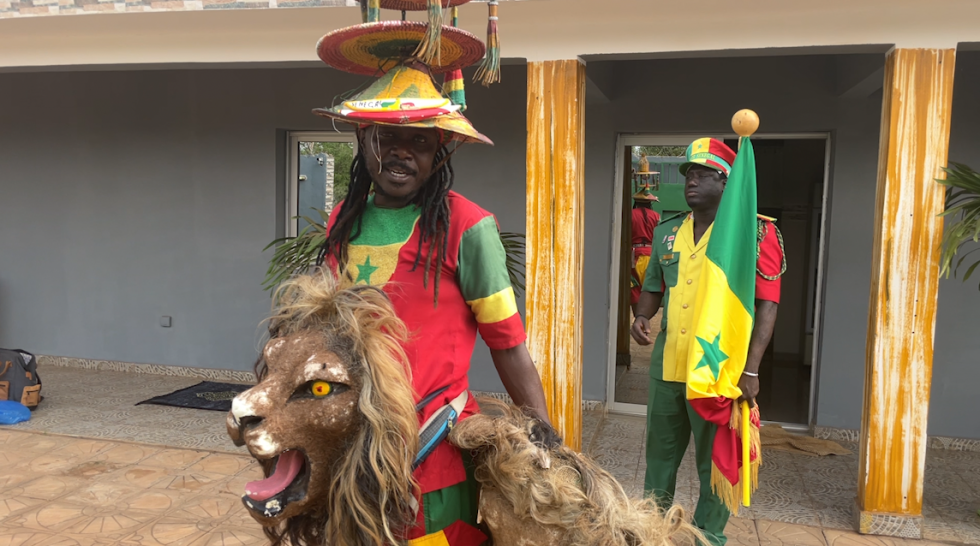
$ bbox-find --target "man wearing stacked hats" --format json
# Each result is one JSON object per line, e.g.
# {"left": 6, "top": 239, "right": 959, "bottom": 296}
{"left": 311, "top": 5, "right": 555, "bottom": 544}
{"left": 631, "top": 138, "right": 785, "bottom": 545}
{"left": 630, "top": 185, "right": 661, "bottom": 316}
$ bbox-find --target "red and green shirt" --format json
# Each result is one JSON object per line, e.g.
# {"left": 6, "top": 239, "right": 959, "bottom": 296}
{"left": 325, "top": 191, "right": 526, "bottom": 496}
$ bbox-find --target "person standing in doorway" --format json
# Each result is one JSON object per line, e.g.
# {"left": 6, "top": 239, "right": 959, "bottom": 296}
{"left": 631, "top": 137, "right": 785, "bottom": 546}
{"left": 630, "top": 185, "right": 661, "bottom": 316}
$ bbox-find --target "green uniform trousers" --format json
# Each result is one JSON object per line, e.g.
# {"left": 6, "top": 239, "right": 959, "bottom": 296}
{"left": 644, "top": 377, "right": 730, "bottom": 546}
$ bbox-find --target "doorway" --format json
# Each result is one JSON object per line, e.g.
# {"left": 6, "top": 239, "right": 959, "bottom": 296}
{"left": 606, "top": 134, "right": 830, "bottom": 427}
{"left": 285, "top": 132, "right": 356, "bottom": 237}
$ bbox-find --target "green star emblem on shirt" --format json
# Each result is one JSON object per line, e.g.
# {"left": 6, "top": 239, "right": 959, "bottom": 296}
{"left": 355, "top": 256, "right": 379, "bottom": 284}
{"left": 695, "top": 333, "right": 728, "bottom": 380}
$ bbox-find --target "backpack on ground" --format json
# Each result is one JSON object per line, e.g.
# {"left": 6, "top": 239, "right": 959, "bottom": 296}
{"left": 0, "top": 349, "right": 41, "bottom": 409}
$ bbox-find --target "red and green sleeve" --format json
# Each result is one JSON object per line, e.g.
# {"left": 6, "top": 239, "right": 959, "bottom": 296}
{"left": 756, "top": 220, "right": 783, "bottom": 303}
{"left": 457, "top": 215, "right": 526, "bottom": 350}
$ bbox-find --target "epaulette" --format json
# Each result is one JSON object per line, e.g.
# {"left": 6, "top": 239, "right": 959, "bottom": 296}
{"left": 659, "top": 211, "right": 687, "bottom": 224}
{"left": 757, "top": 217, "right": 787, "bottom": 281}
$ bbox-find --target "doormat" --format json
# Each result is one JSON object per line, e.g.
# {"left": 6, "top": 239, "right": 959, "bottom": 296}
{"left": 135, "top": 381, "right": 251, "bottom": 412}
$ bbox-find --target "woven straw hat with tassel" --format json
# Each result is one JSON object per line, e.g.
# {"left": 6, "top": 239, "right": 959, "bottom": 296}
{"left": 374, "top": 0, "right": 501, "bottom": 86}
{"left": 312, "top": 0, "right": 500, "bottom": 146}
{"left": 312, "top": 60, "right": 492, "bottom": 145}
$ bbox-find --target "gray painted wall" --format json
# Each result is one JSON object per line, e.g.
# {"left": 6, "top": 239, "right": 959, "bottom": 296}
{"left": 932, "top": 51, "right": 980, "bottom": 440}
{"left": 0, "top": 65, "right": 529, "bottom": 394}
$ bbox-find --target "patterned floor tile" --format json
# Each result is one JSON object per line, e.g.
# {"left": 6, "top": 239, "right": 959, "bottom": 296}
{"left": 756, "top": 520, "right": 828, "bottom": 545}
{"left": 165, "top": 494, "right": 244, "bottom": 523}
{"left": 149, "top": 469, "right": 229, "bottom": 494}
{"left": 141, "top": 449, "right": 211, "bottom": 470}
{"left": 752, "top": 501, "right": 823, "bottom": 527}
{"left": 823, "top": 528, "right": 910, "bottom": 545}
{"left": 0, "top": 496, "right": 45, "bottom": 520}
{"left": 60, "top": 482, "right": 142, "bottom": 508}
{"left": 0, "top": 527, "right": 98, "bottom": 546}
{"left": 726, "top": 517, "right": 762, "bottom": 546}
{"left": 4, "top": 500, "right": 154, "bottom": 540}
{"left": 594, "top": 414, "right": 647, "bottom": 442}
{"left": 815, "top": 499, "right": 856, "bottom": 531}
{"left": 3, "top": 475, "right": 87, "bottom": 502}
{"left": 921, "top": 516, "right": 965, "bottom": 544}
{"left": 119, "top": 488, "right": 188, "bottom": 515}
{"left": 187, "top": 453, "right": 255, "bottom": 477}
{"left": 90, "top": 443, "right": 163, "bottom": 465}
{"left": 958, "top": 520, "right": 980, "bottom": 545}
{"left": 119, "top": 517, "right": 212, "bottom": 546}
{"left": 104, "top": 465, "right": 174, "bottom": 489}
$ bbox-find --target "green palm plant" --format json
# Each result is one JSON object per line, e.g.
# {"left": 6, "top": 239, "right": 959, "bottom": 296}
{"left": 937, "top": 162, "right": 980, "bottom": 290}
{"left": 263, "top": 210, "right": 527, "bottom": 298}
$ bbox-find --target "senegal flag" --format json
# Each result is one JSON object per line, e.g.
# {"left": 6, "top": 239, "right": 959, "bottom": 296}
{"left": 685, "top": 137, "right": 762, "bottom": 514}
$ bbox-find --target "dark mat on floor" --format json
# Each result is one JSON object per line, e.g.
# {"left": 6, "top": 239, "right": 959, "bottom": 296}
{"left": 135, "top": 381, "right": 251, "bottom": 412}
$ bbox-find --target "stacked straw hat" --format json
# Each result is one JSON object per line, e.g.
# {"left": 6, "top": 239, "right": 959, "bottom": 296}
{"left": 312, "top": 0, "right": 502, "bottom": 145}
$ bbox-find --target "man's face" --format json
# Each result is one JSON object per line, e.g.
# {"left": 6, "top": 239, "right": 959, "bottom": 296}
{"left": 359, "top": 125, "right": 441, "bottom": 207}
{"left": 684, "top": 165, "right": 726, "bottom": 210}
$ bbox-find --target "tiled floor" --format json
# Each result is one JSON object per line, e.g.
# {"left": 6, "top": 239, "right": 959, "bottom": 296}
{"left": 1, "top": 365, "right": 978, "bottom": 545}
{"left": 582, "top": 412, "right": 980, "bottom": 545}
{"left": 614, "top": 309, "right": 659, "bottom": 406}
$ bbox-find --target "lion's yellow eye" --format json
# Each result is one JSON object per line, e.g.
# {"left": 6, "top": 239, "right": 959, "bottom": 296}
{"left": 311, "top": 381, "right": 332, "bottom": 398}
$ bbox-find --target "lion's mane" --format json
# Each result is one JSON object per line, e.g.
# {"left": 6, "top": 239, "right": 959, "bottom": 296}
{"left": 255, "top": 270, "right": 420, "bottom": 546}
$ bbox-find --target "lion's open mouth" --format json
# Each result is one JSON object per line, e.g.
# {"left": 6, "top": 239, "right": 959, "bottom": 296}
{"left": 242, "top": 449, "right": 310, "bottom": 518}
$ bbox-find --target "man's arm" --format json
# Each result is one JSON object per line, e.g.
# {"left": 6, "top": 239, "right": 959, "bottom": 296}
{"left": 490, "top": 345, "right": 550, "bottom": 424}
{"left": 738, "top": 299, "right": 778, "bottom": 405}
{"left": 490, "top": 345, "right": 562, "bottom": 448}
{"left": 631, "top": 291, "right": 663, "bottom": 345}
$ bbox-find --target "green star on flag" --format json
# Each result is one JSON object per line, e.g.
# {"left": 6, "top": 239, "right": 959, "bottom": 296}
{"left": 695, "top": 334, "right": 728, "bottom": 380}
{"left": 355, "top": 256, "right": 379, "bottom": 284}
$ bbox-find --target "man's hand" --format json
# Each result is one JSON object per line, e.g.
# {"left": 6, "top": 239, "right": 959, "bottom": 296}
{"left": 527, "top": 414, "right": 563, "bottom": 450}
{"left": 631, "top": 316, "right": 652, "bottom": 345}
{"left": 737, "top": 373, "right": 759, "bottom": 408}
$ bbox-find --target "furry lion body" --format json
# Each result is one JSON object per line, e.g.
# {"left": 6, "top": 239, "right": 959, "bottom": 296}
{"left": 230, "top": 271, "right": 704, "bottom": 546}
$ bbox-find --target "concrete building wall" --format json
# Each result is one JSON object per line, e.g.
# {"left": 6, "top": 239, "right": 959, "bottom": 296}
{"left": 0, "top": 65, "right": 529, "bottom": 393}
{"left": 932, "top": 51, "right": 980, "bottom": 440}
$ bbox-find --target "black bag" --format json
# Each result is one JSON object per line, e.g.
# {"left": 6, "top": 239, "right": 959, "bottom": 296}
{"left": 0, "top": 349, "right": 41, "bottom": 409}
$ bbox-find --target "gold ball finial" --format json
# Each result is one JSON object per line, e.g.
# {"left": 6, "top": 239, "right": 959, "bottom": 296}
{"left": 732, "top": 109, "right": 760, "bottom": 137}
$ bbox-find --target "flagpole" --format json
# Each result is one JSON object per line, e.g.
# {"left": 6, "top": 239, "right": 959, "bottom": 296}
{"left": 732, "top": 108, "right": 760, "bottom": 509}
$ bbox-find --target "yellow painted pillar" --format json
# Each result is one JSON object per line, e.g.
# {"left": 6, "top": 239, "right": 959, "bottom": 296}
{"left": 856, "top": 48, "right": 955, "bottom": 537}
{"left": 525, "top": 59, "right": 585, "bottom": 451}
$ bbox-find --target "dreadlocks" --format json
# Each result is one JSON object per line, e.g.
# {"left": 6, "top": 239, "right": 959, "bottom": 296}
{"left": 316, "top": 142, "right": 455, "bottom": 306}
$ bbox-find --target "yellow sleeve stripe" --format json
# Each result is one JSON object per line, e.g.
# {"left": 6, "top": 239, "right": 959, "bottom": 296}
{"left": 407, "top": 531, "right": 450, "bottom": 546}
{"left": 467, "top": 286, "right": 519, "bottom": 325}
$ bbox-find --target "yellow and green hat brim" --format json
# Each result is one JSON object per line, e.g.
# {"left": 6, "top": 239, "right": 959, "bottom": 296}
{"left": 678, "top": 137, "right": 737, "bottom": 176}
{"left": 312, "top": 64, "right": 492, "bottom": 145}
{"left": 316, "top": 21, "right": 485, "bottom": 76}
{"left": 633, "top": 188, "right": 658, "bottom": 201}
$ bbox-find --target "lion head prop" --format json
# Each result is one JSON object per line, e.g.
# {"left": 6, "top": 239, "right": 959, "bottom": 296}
{"left": 228, "top": 271, "right": 703, "bottom": 546}
{"left": 227, "top": 272, "right": 419, "bottom": 546}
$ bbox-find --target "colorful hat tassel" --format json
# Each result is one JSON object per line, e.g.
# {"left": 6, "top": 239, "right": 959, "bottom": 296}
{"left": 474, "top": 0, "right": 500, "bottom": 86}
{"left": 366, "top": 0, "right": 380, "bottom": 23}
{"left": 443, "top": 69, "right": 466, "bottom": 111}
{"left": 414, "top": 0, "right": 444, "bottom": 64}
{"left": 442, "top": 7, "right": 466, "bottom": 111}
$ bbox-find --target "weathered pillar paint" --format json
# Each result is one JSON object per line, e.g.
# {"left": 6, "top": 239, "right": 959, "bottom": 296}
{"left": 525, "top": 59, "right": 586, "bottom": 451}
{"left": 856, "top": 48, "right": 955, "bottom": 537}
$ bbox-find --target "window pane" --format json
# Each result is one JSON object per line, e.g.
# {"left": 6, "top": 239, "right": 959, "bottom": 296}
{"left": 297, "top": 141, "right": 355, "bottom": 234}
